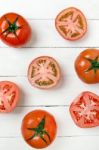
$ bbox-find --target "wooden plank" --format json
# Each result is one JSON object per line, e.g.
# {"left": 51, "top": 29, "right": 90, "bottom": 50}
{"left": 0, "top": 69, "right": 99, "bottom": 106}
{"left": 0, "top": 20, "right": 99, "bottom": 48}
{"left": 0, "top": 136, "right": 99, "bottom": 150}
{"left": 0, "top": 76, "right": 98, "bottom": 106}
{"left": 0, "top": 47, "right": 99, "bottom": 76}
{"left": 0, "top": 107, "right": 99, "bottom": 137}
{"left": 0, "top": 1, "right": 99, "bottom": 150}
{"left": 0, "top": 0, "right": 98, "bottom": 19}
{"left": 0, "top": 47, "right": 78, "bottom": 76}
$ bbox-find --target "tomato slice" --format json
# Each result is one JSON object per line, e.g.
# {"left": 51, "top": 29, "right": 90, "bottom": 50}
{"left": 21, "top": 109, "right": 57, "bottom": 149}
{"left": 0, "top": 81, "right": 20, "bottom": 113}
{"left": 70, "top": 91, "right": 99, "bottom": 128}
{"left": 55, "top": 7, "right": 87, "bottom": 41}
{"left": 28, "top": 56, "right": 61, "bottom": 89}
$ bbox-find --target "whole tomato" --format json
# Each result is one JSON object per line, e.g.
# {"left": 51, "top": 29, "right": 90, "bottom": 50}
{"left": 0, "top": 12, "right": 31, "bottom": 47}
{"left": 75, "top": 49, "right": 99, "bottom": 84}
{"left": 21, "top": 110, "right": 57, "bottom": 149}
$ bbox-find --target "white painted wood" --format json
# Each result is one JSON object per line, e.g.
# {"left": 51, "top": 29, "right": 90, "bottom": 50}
{"left": 0, "top": 76, "right": 98, "bottom": 106}
{"left": 0, "top": 136, "right": 99, "bottom": 150}
{"left": 0, "top": 0, "right": 99, "bottom": 150}
{"left": 0, "top": 0, "right": 98, "bottom": 19}
{"left": 0, "top": 107, "right": 99, "bottom": 137}
{"left": 0, "top": 20, "right": 99, "bottom": 47}
{"left": 0, "top": 47, "right": 99, "bottom": 76}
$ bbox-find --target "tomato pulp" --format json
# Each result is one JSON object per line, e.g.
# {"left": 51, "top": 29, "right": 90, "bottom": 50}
{"left": 70, "top": 91, "right": 99, "bottom": 128}
{"left": 0, "top": 81, "right": 20, "bottom": 113}
{"left": 55, "top": 7, "right": 87, "bottom": 41}
{"left": 28, "top": 56, "right": 61, "bottom": 89}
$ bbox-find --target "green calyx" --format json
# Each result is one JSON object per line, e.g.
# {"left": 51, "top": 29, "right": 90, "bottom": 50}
{"left": 27, "top": 116, "right": 51, "bottom": 144}
{"left": 85, "top": 56, "right": 99, "bottom": 73}
{"left": 1, "top": 16, "right": 22, "bottom": 38}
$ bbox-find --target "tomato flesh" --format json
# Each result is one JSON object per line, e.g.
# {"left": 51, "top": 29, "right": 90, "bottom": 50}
{"left": 70, "top": 91, "right": 99, "bottom": 128}
{"left": 28, "top": 56, "right": 61, "bottom": 89}
{"left": 55, "top": 7, "right": 87, "bottom": 41}
{"left": 0, "top": 81, "right": 20, "bottom": 113}
{"left": 21, "top": 110, "right": 57, "bottom": 149}
{"left": 0, "top": 12, "right": 31, "bottom": 47}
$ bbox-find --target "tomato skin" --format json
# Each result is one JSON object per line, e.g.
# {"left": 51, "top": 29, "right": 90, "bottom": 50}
{"left": 28, "top": 56, "right": 61, "bottom": 89}
{"left": 75, "top": 49, "right": 99, "bottom": 84}
{"left": 21, "top": 110, "right": 57, "bottom": 149}
{"left": 55, "top": 7, "right": 87, "bottom": 41}
{"left": 0, "top": 81, "right": 20, "bottom": 113}
{"left": 0, "top": 12, "right": 31, "bottom": 47}
{"left": 70, "top": 91, "right": 99, "bottom": 128}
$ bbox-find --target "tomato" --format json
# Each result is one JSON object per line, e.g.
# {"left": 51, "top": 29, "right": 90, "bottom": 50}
{"left": 70, "top": 91, "right": 99, "bottom": 128}
{"left": 21, "top": 110, "right": 57, "bottom": 149}
{"left": 0, "top": 12, "right": 31, "bottom": 47}
{"left": 0, "top": 81, "right": 20, "bottom": 113}
{"left": 55, "top": 7, "right": 87, "bottom": 41}
{"left": 75, "top": 49, "right": 99, "bottom": 84}
{"left": 28, "top": 56, "right": 61, "bottom": 89}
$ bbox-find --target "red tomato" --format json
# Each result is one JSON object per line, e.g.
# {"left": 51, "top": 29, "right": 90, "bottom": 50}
{"left": 0, "top": 12, "right": 31, "bottom": 47}
{"left": 0, "top": 81, "right": 20, "bottom": 113}
{"left": 55, "top": 7, "right": 87, "bottom": 41}
{"left": 70, "top": 91, "right": 99, "bottom": 128}
{"left": 75, "top": 49, "right": 99, "bottom": 84}
{"left": 21, "top": 110, "right": 57, "bottom": 149}
{"left": 28, "top": 56, "right": 61, "bottom": 89}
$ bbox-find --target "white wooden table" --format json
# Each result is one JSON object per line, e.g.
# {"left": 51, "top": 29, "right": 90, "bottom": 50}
{"left": 0, "top": 0, "right": 99, "bottom": 150}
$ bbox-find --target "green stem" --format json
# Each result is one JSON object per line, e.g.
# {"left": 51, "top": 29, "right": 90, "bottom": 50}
{"left": 27, "top": 116, "right": 51, "bottom": 145}
{"left": 84, "top": 56, "right": 99, "bottom": 73}
{"left": 1, "top": 16, "right": 23, "bottom": 39}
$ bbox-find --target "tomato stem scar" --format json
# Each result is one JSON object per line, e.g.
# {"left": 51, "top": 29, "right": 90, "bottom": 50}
{"left": 85, "top": 56, "right": 99, "bottom": 73}
{"left": 27, "top": 116, "right": 51, "bottom": 144}
{"left": 1, "top": 16, "right": 23, "bottom": 39}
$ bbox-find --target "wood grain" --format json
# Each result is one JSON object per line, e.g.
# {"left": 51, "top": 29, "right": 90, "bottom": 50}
{"left": 0, "top": 0, "right": 99, "bottom": 150}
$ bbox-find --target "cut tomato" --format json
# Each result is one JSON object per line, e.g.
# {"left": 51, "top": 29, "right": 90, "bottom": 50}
{"left": 28, "top": 56, "right": 61, "bottom": 89}
{"left": 70, "top": 91, "right": 99, "bottom": 128}
{"left": 0, "top": 81, "right": 20, "bottom": 113}
{"left": 55, "top": 7, "right": 87, "bottom": 41}
{"left": 21, "top": 109, "right": 57, "bottom": 149}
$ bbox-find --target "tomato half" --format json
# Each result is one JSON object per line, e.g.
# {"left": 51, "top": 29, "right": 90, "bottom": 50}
{"left": 0, "top": 81, "right": 20, "bottom": 113}
{"left": 75, "top": 49, "right": 99, "bottom": 84}
{"left": 21, "top": 110, "right": 57, "bottom": 149}
{"left": 70, "top": 91, "right": 99, "bottom": 128}
{"left": 28, "top": 56, "right": 61, "bottom": 89}
{"left": 0, "top": 12, "right": 31, "bottom": 47}
{"left": 55, "top": 7, "right": 87, "bottom": 41}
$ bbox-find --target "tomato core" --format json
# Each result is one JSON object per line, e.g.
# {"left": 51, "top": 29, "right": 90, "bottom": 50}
{"left": 85, "top": 56, "right": 99, "bottom": 73}
{"left": 27, "top": 116, "right": 51, "bottom": 144}
{"left": 1, "top": 16, "right": 22, "bottom": 38}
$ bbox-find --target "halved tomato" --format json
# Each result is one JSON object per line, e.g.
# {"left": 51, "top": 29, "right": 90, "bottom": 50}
{"left": 0, "top": 12, "right": 31, "bottom": 47}
{"left": 0, "top": 81, "right": 20, "bottom": 113}
{"left": 21, "top": 109, "right": 57, "bottom": 149}
{"left": 55, "top": 7, "right": 87, "bottom": 41}
{"left": 28, "top": 56, "right": 61, "bottom": 89}
{"left": 70, "top": 91, "right": 99, "bottom": 128}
